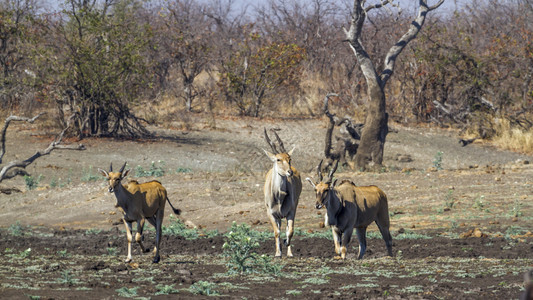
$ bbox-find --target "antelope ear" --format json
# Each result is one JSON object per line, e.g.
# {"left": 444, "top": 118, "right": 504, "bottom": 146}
{"left": 287, "top": 146, "right": 296, "bottom": 156}
{"left": 98, "top": 168, "right": 109, "bottom": 178}
{"left": 122, "top": 169, "right": 131, "bottom": 179}
{"left": 305, "top": 177, "right": 316, "bottom": 188}
{"left": 263, "top": 149, "right": 276, "bottom": 161}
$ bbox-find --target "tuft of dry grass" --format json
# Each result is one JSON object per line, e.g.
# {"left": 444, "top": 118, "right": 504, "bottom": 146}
{"left": 492, "top": 118, "right": 533, "bottom": 154}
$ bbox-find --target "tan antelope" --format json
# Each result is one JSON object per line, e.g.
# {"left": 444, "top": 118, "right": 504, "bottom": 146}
{"left": 306, "top": 161, "right": 392, "bottom": 259}
{"left": 263, "top": 128, "right": 302, "bottom": 257}
{"left": 98, "top": 162, "right": 180, "bottom": 263}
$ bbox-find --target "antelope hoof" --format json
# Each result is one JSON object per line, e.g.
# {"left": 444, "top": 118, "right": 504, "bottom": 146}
{"left": 283, "top": 239, "right": 288, "bottom": 246}
{"left": 333, "top": 255, "right": 343, "bottom": 260}
{"left": 125, "top": 258, "right": 132, "bottom": 263}
{"left": 144, "top": 248, "right": 151, "bottom": 253}
{"left": 152, "top": 256, "right": 160, "bottom": 264}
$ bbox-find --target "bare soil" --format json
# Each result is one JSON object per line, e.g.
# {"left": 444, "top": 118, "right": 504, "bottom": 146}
{"left": 1, "top": 116, "right": 532, "bottom": 299}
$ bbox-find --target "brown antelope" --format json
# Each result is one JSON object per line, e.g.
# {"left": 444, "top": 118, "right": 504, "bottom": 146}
{"left": 98, "top": 162, "right": 180, "bottom": 263}
{"left": 306, "top": 161, "right": 392, "bottom": 259}
{"left": 263, "top": 128, "right": 302, "bottom": 257}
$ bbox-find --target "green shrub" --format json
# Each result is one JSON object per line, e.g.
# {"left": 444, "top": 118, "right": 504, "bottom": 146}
{"left": 394, "top": 230, "right": 431, "bottom": 240}
{"left": 155, "top": 284, "right": 180, "bottom": 295}
{"left": 444, "top": 189, "right": 456, "bottom": 209}
{"left": 24, "top": 174, "right": 42, "bottom": 190}
{"left": 162, "top": 215, "right": 200, "bottom": 239}
{"left": 135, "top": 161, "right": 165, "bottom": 177}
{"left": 8, "top": 221, "right": 30, "bottom": 236}
{"left": 107, "top": 247, "right": 118, "bottom": 256}
{"left": 85, "top": 228, "right": 102, "bottom": 235}
{"left": 176, "top": 167, "right": 192, "bottom": 173}
{"left": 116, "top": 286, "right": 138, "bottom": 298}
{"left": 222, "top": 222, "right": 282, "bottom": 275}
{"left": 433, "top": 151, "right": 443, "bottom": 170}
{"left": 81, "top": 166, "right": 101, "bottom": 182}
{"left": 188, "top": 281, "right": 219, "bottom": 296}
{"left": 508, "top": 198, "right": 523, "bottom": 217}
{"left": 57, "top": 270, "right": 79, "bottom": 285}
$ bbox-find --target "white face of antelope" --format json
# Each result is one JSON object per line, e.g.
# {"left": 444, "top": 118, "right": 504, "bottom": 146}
{"left": 313, "top": 182, "right": 331, "bottom": 209}
{"left": 98, "top": 169, "right": 130, "bottom": 193}
{"left": 264, "top": 149, "right": 294, "bottom": 177}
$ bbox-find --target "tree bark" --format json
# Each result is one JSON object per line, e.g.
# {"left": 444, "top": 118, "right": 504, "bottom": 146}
{"left": 344, "top": 0, "right": 443, "bottom": 170}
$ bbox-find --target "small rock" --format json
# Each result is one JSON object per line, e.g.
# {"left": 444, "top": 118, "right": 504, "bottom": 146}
{"left": 184, "top": 220, "right": 197, "bottom": 228}
{"left": 395, "top": 154, "right": 413, "bottom": 162}
{"left": 460, "top": 228, "right": 487, "bottom": 238}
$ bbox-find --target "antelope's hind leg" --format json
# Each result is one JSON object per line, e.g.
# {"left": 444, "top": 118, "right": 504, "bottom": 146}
{"left": 152, "top": 213, "right": 164, "bottom": 263}
{"left": 376, "top": 222, "right": 393, "bottom": 257}
{"left": 355, "top": 227, "right": 367, "bottom": 260}
{"left": 135, "top": 218, "right": 148, "bottom": 253}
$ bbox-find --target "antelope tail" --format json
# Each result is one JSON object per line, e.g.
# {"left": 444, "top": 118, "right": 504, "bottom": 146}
{"left": 166, "top": 197, "right": 181, "bottom": 215}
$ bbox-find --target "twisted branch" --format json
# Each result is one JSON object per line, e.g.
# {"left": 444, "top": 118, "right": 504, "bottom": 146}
{"left": 0, "top": 113, "right": 85, "bottom": 183}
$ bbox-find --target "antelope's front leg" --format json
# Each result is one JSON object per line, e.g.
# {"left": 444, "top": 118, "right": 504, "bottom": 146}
{"left": 135, "top": 218, "right": 147, "bottom": 253}
{"left": 268, "top": 214, "right": 282, "bottom": 257}
{"left": 284, "top": 217, "right": 295, "bottom": 257}
{"left": 332, "top": 227, "right": 342, "bottom": 257}
{"left": 341, "top": 228, "right": 354, "bottom": 260}
{"left": 123, "top": 219, "right": 134, "bottom": 263}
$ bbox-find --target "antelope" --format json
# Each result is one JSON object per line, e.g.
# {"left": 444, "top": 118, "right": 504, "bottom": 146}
{"left": 306, "top": 161, "right": 392, "bottom": 259}
{"left": 263, "top": 128, "right": 302, "bottom": 257}
{"left": 98, "top": 162, "right": 180, "bottom": 263}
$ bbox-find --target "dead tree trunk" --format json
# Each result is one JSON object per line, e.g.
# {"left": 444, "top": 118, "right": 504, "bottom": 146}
{"left": 343, "top": 0, "right": 443, "bottom": 170}
{"left": 322, "top": 93, "right": 362, "bottom": 170}
{"left": 0, "top": 113, "right": 85, "bottom": 184}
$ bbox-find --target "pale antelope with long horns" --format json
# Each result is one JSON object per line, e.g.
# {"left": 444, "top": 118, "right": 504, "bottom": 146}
{"left": 263, "top": 128, "right": 302, "bottom": 257}
{"left": 306, "top": 161, "right": 392, "bottom": 259}
{"left": 98, "top": 162, "right": 180, "bottom": 263}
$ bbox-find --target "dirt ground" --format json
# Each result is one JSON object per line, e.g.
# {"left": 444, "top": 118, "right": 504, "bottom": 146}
{"left": 1, "top": 116, "right": 533, "bottom": 299}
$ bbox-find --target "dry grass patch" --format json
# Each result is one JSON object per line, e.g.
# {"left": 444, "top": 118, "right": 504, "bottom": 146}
{"left": 492, "top": 118, "right": 533, "bottom": 154}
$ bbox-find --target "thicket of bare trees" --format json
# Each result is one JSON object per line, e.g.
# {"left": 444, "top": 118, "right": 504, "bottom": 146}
{"left": 0, "top": 0, "right": 531, "bottom": 145}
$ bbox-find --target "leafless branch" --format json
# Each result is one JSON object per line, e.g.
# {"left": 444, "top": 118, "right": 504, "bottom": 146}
{"left": 365, "top": 0, "right": 391, "bottom": 12}
{"left": 380, "top": 0, "right": 444, "bottom": 86}
{"left": 0, "top": 112, "right": 45, "bottom": 164}
{"left": 0, "top": 113, "right": 86, "bottom": 183}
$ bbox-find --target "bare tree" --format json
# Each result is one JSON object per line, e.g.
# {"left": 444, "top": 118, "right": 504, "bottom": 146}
{"left": 0, "top": 113, "right": 85, "bottom": 184}
{"left": 343, "top": 0, "right": 444, "bottom": 170}
{"left": 164, "top": 0, "right": 212, "bottom": 112}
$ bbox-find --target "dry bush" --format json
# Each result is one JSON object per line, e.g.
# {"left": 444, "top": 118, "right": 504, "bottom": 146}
{"left": 492, "top": 118, "right": 533, "bottom": 154}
